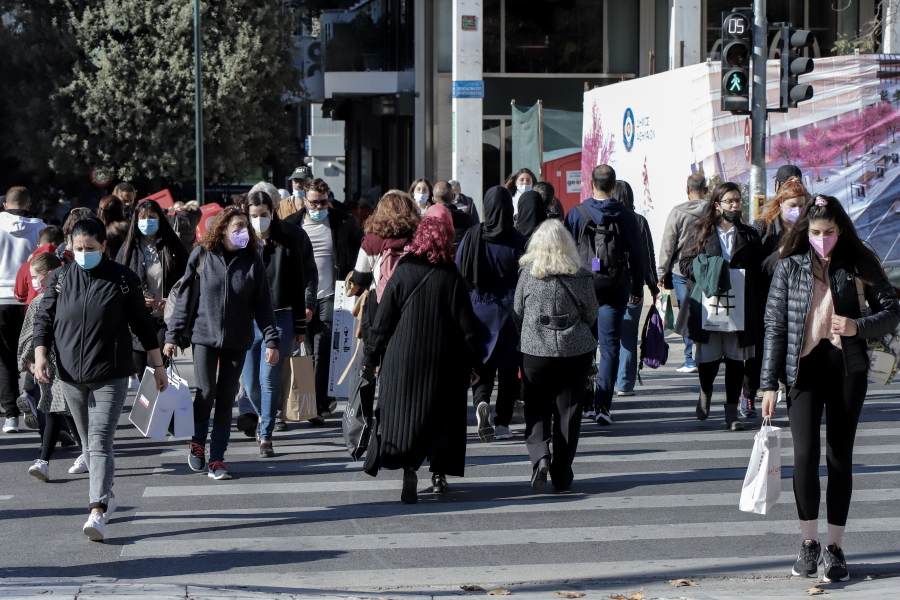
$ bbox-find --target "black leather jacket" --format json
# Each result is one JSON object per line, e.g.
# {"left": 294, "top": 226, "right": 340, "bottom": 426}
{"left": 760, "top": 249, "right": 900, "bottom": 391}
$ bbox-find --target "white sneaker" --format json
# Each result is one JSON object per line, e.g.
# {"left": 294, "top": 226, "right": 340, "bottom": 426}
{"left": 583, "top": 408, "right": 597, "bottom": 419}
{"left": 494, "top": 425, "right": 512, "bottom": 440}
{"left": 28, "top": 459, "right": 50, "bottom": 482}
{"left": 83, "top": 512, "right": 105, "bottom": 542}
{"left": 616, "top": 390, "right": 635, "bottom": 397}
{"left": 676, "top": 365, "right": 699, "bottom": 374}
{"left": 69, "top": 454, "right": 89, "bottom": 474}
{"left": 3, "top": 417, "right": 19, "bottom": 433}
{"left": 104, "top": 493, "right": 117, "bottom": 523}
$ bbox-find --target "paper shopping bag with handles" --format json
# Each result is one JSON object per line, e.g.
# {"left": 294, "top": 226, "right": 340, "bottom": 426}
{"left": 129, "top": 366, "right": 193, "bottom": 440}
{"left": 281, "top": 355, "right": 318, "bottom": 422}
{"left": 739, "top": 417, "right": 782, "bottom": 514}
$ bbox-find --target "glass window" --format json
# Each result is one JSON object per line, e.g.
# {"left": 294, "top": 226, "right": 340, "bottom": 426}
{"left": 654, "top": 0, "right": 669, "bottom": 73}
{"left": 437, "top": 0, "right": 453, "bottom": 72}
{"left": 501, "top": 0, "right": 604, "bottom": 74}
{"left": 484, "top": 0, "right": 502, "bottom": 72}
{"left": 482, "top": 119, "right": 512, "bottom": 190}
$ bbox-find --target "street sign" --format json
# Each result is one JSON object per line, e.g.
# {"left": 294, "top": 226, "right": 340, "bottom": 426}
{"left": 461, "top": 15, "right": 477, "bottom": 31}
{"left": 452, "top": 80, "right": 484, "bottom": 98}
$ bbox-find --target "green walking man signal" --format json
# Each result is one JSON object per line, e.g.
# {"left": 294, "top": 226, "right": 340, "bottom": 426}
{"left": 729, "top": 73, "right": 744, "bottom": 92}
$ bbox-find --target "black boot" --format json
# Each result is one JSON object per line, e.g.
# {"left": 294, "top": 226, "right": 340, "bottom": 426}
{"left": 724, "top": 403, "right": 744, "bottom": 431}
{"left": 401, "top": 468, "right": 418, "bottom": 504}
{"left": 696, "top": 391, "right": 711, "bottom": 421}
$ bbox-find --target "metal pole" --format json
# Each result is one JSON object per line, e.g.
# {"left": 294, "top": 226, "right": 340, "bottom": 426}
{"left": 194, "top": 0, "right": 205, "bottom": 205}
{"left": 749, "top": 0, "right": 767, "bottom": 222}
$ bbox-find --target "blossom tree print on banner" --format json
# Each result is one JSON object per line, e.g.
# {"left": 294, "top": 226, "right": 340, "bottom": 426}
{"left": 641, "top": 156, "right": 654, "bottom": 217}
{"left": 827, "top": 118, "right": 863, "bottom": 167}
{"left": 581, "top": 101, "right": 615, "bottom": 201}
{"left": 801, "top": 126, "right": 837, "bottom": 182}
{"left": 771, "top": 136, "right": 803, "bottom": 165}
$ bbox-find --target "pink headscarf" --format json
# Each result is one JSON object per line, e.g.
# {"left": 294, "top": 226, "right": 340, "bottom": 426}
{"left": 425, "top": 204, "right": 454, "bottom": 228}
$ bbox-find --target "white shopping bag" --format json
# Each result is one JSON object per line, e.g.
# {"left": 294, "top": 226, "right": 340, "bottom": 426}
{"left": 129, "top": 366, "right": 194, "bottom": 440}
{"left": 702, "top": 268, "right": 745, "bottom": 332}
{"left": 739, "top": 417, "right": 782, "bottom": 514}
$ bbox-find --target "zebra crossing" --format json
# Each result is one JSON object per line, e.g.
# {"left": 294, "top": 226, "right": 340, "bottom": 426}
{"left": 109, "top": 339, "right": 900, "bottom": 591}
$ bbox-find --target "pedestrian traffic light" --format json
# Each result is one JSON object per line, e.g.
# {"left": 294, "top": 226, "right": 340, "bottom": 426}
{"left": 721, "top": 9, "right": 753, "bottom": 114}
{"left": 779, "top": 25, "right": 815, "bottom": 109}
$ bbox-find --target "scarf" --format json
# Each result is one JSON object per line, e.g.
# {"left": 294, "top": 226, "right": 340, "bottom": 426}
{"left": 514, "top": 191, "right": 546, "bottom": 239}
{"left": 458, "top": 185, "right": 514, "bottom": 293}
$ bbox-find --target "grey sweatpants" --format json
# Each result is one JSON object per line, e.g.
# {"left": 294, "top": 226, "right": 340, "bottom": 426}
{"left": 61, "top": 378, "right": 127, "bottom": 511}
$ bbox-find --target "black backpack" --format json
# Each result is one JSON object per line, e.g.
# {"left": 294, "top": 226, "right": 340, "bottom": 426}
{"left": 574, "top": 204, "right": 628, "bottom": 292}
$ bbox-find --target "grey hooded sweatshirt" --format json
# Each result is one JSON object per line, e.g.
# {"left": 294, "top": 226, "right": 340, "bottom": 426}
{"left": 656, "top": 198, "right": 707, "bottom": 280}
{"left": 0, "top": 211, "right": 45, "bottom": 304}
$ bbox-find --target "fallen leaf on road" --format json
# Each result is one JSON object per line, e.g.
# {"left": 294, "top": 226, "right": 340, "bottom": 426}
{"left": 806, "top": 589, "right": 825, "bottom": 596}
{"left": 668, "top": 579, "right": 698, "bottom": 587}
{"left": 461, "top": 586, "right": 485, "bottom": 592}
{"left": 36, "top": 592, "right": 49, "bottom": 595}
{"left": 608, "top": 588, "right": 643, "bottom": 600}
{"left": 487, "top": 588, "right": 511, "bottom": 596}
{"left": 554, "top": 593, "right": 585, "bottom": 598}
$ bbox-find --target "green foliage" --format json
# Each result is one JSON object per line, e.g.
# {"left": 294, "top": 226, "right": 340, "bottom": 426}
{"left": 1, "top": 0, "right": 304, "bottom": 188}
{"left": 892, "top": 89, "right": 900, "bottom": 109}
{"left": 882, "top": 90, "right": 890, "bottom": 103}
{"left": 832, "top": 32, "right": 875, "bottom": 56}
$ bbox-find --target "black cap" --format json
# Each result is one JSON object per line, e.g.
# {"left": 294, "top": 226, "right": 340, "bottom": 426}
{"left": 290, "top": 166, "right": 313, "bottom": 181}
{"left": 774, "top": 165, "right": 802, "bottom": 183}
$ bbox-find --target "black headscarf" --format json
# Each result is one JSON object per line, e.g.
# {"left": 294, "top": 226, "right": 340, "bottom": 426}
{"left": 458, "top": 185, "right": 515, "bottom": 292}
{"left": 514, "top": 191, "right": 547, "bottom": 239}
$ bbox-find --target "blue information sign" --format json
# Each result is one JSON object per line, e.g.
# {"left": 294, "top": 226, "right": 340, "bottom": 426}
{"left": 452, "top": 80, "right": 484, "bottom": 98}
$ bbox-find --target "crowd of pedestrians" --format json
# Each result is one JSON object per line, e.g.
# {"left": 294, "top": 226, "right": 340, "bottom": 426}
{"left": 2, "top": 161, "right": 898, "bottom": 585}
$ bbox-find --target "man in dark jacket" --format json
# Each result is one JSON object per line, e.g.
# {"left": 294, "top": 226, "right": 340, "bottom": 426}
{"left": 565, "top": 165, "right": 648, "bottom": 426}
{"left": 285, "top": 178, "right": 363, "bottom": 423}
{"left": 433, "top": 181, "right": 474, "bottom": 249}
{"left": 449, "top": 179, "right": 480, "bottom": 224}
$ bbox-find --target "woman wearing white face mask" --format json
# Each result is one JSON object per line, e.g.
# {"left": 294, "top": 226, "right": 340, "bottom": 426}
{"left": 32, "top": 218, "right": 168, "bottom": 542}
{"left": 117, "top": 199, "right": 189, "bottom": 379}
{"left": 741, "top": 179, "right": 810, "bottom": 417}
{"left": 408, "top": 178, "right": 434, "bottom": 215}
{"left": 236, "top": 191, "right": 309, "bottom": 457}
{"left": 504, "top": 167, "right": 537, "bottom": 217}
{"left": 760, "top": 195, "right": 900, "bottom": 582}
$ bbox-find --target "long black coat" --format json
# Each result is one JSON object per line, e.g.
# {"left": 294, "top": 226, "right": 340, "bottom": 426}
{"left": 761, "top": 249, "right": 900, "bottom": 390}
{"left": 364, "top": 256, "right": 483, "bottom": 476}
{"left": 675, "top": 223, "right": 762, "bottom": 347}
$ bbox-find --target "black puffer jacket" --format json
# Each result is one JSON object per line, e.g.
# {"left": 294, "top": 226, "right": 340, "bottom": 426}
{"left": 760, "top": 249, "right": 900, "bottom": 391}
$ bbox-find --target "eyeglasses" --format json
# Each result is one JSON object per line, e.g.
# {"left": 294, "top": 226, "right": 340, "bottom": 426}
{"left": 307, "top": 200, "right": 328, "bottom": 209}
{"left": 718, "top": 198, "right": 742, "bottom": 208}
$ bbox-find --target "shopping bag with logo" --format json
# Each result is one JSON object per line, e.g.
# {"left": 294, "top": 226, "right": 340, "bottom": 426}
{"left": 129, "top": 366, "right": 193, "bottom": 440}
{"left": 342, "top": 368, "right": 376, "bottom": 461}
{"left": 281, "top": 351, "right": 318, "bottom": 422}
{"left": 855, "top": 277, "right": 900, "bottom": 385}
{"left": 739, "top": 417, "right": 782, "bottom": 514}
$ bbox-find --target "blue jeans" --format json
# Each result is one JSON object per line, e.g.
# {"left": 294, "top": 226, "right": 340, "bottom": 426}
{"left": 591, "top": 302, "right": 626, "bottom": 411}
{"left": 671, "top": 273, "right": 696, "bottom": 367}
{"left": 616, "top": 299, "right": 643, "bottom": 393}
{"left": 241, "top": 310, "right": 293, "bottom": 441}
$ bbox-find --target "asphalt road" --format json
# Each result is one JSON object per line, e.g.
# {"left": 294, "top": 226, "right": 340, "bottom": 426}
{"left": 1, "top": 339, "right": 899, "bottom": 591}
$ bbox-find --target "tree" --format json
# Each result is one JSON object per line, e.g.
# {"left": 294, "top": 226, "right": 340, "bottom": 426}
{"left": 801, "top": 130, "right": 837, "bottom": 182}
{"left": 893, "top": 88, "right": 900, "bottom": 109}
{"left": 771, "top": 135, "right": 803, "bottom": 165}
{"left": 55, "top": 0, "right": 305, "bottom": 186}
{"left": 827, "top": 118, "right": 862, "bottom": 167}
{"left": 0, "top": 0, "right": 88, "bottom": 188}
{"left": 580, "top": 101, "right": 615, "bottom": 201}
{"left": 882, "top": 89, "right": 890, "bottom": 103}
{"left": 860, "top": 105, "right": 884, "bottom": 153}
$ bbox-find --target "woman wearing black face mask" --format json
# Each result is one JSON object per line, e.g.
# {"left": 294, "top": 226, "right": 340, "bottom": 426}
{"left": 675, "top": 182, "right": 762, "bottom": 431}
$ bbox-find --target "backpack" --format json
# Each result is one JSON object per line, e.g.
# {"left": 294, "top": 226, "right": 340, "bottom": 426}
{"left": 638, "top": 304, "right": 669, "bottom": 383}
{"left": 164, "top": 248, "right": 208, "bottom": 346}
{"left": 374, "top": 247, "right": 406, "bottom": 303}
{"left": 574, "top": 204, "right": 628, "bottom": 293}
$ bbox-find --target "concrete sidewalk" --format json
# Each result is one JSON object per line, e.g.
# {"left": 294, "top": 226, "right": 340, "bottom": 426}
{"left": 1, "top": 576, "right": 898, "bottom": 600}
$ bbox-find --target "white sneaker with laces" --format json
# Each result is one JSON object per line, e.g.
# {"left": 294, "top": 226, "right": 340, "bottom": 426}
{"left": 583, "top": 408, "right": 597, "bottom": 419}
{"left": 69, "top": 454, "right": 89, "bottom": 474}
{"left": 83, "top": 512, "right": 105, "bottom": 542}
{"left": 676, "top": 365, "right": 699, "bottom": 374}
{"left": 3, "top": 417, "right": 19, "bottom": 433}
{"left": 104, "top": 493, "right": 117, "bottom": 523}
{"left": 28, "top": 459, "right": 50, "bottom": 482}
{"left": 494, "top": 424, "right": 512, "bottom": 440}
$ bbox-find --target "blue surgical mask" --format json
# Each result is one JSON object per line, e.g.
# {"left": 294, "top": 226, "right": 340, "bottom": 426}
{"left": 293, "top": 190, "right": 305, "bottom": 198}
{"left": 308, "top": 208, "right": 327, "bottom": 222}
{"left": 138, "top": 219, "right": 159, "bottom": 236}
{"left": 75, "top": 250, "right": 102, "bottom": 270}
{"left": 414, "top": 193, "right": 429, "bottom": 204}
{"left": 516, "top": 184, "right": 532, "bottom": 194}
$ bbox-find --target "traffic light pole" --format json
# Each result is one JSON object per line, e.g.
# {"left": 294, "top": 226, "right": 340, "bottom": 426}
{"left": 749, "top": 0, "right": 767, "bottom": 223}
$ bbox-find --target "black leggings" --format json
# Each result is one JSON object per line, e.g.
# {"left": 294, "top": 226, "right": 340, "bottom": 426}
{"left": 41, "top": 412, "right": 79, "bottom": 462}
{"left": 698, "top": 358, "right": 744, "bottom": 404}
{"left": 788, "top": 341, "right": 867, "bottom": 526}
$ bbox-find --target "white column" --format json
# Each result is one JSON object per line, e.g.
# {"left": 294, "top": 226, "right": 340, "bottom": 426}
{"left": 452, "top": 0, "right": 483, "bottom": 215}
{"left": 885, "top": 0, "right": 900, "bottom": 54}
{"left": 669, "top": 0, "right": 702, "bottom": 69}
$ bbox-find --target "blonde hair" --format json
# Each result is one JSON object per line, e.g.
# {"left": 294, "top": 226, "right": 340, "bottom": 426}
{"left": 519, "top": 220, "right": 581, "bottom": 279}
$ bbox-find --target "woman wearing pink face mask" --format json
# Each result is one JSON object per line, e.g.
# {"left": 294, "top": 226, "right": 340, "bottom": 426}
{"left": 760, "top": 195, "right": 900, "bottom": 582}
{"left": 741, "top": 179, "right": 811, "bottom": 417}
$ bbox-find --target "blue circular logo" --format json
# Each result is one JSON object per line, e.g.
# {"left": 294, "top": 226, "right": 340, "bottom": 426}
{"left": 623, "top": 108, "right": 635, "bottom": 152}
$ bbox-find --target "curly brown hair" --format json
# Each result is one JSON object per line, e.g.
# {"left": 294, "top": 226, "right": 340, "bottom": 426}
{"left": 201, "top": 205, "right": 259, "bottom": 252}
{"left": 364, "top": 190, "right": 420, "bottom": 238}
